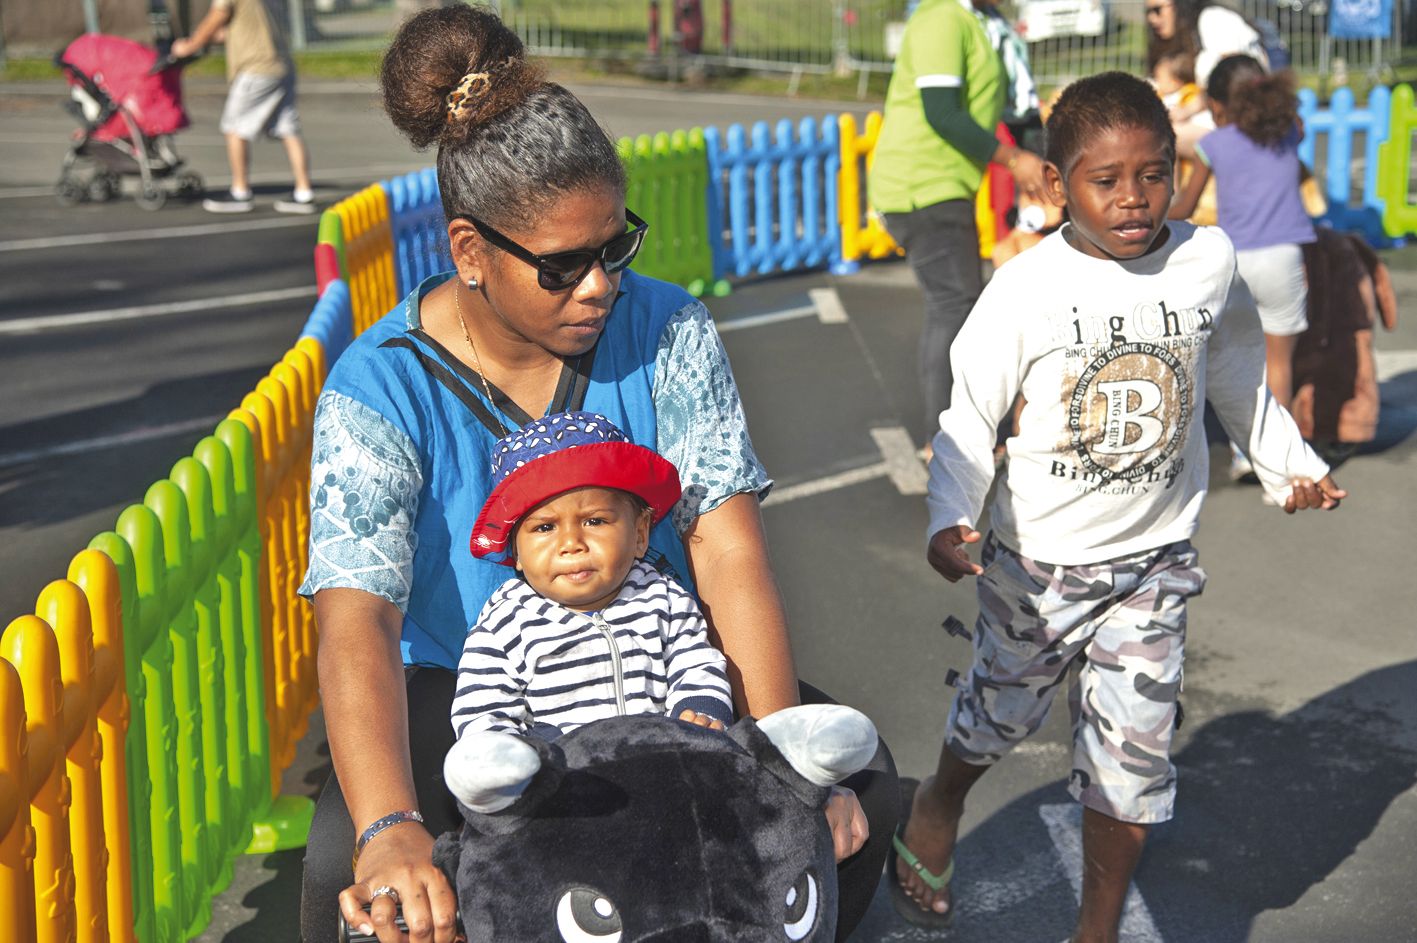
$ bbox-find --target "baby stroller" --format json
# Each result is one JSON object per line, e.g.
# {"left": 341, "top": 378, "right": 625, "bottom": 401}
{"left": 54, "top": 33, "right": 202, "bottom": 210}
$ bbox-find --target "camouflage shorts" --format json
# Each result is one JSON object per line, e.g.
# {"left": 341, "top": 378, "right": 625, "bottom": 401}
{"left": 946, "top": 533, "right": 1207, "bottom": 824}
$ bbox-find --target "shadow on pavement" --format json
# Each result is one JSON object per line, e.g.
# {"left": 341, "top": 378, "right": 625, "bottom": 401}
{"left": 850, "top": 661, "right": 1417, "bottom": 941}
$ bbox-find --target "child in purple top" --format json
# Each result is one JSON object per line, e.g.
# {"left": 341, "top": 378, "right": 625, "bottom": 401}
{"left": 1170, "top": 56, "right": 1316, "bottom": 478}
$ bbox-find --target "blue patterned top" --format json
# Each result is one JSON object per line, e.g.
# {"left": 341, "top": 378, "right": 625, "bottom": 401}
{"left": 298, "top": 270, "right": 771, "bottom": 669}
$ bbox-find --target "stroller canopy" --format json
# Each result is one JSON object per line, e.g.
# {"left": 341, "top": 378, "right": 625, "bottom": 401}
{"left": 60, "top": 33, "right": 188, "bottom": 141}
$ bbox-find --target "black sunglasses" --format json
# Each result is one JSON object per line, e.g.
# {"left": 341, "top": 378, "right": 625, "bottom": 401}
{"left": 459, "top": 209, "right": 649, "bottom": 291}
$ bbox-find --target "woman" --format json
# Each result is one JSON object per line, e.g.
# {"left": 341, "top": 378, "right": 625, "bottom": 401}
{"left": 1145, "top": 0, "right": 1269, "bottom": 156}
{"left": 868, "top": 0, "right": 1046, "bottom": 446}
{"left": 297, "top": 7, "right": 896, "bottom": 943}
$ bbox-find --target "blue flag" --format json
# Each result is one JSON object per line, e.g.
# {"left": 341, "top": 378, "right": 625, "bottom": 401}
{"left": 1329, "top": 0, "right": 1392, "bottom": 39}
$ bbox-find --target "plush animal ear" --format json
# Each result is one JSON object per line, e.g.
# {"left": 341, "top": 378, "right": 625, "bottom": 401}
{"left": 443, "top": 731, "right": 567, "bottom": 833}
{"left": 730, "top": 704, "right": 878, "bottom": 806}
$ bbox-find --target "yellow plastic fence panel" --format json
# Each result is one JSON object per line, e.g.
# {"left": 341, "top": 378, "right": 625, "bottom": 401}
{"left": 975, "top": 174, "right": 996, "bottom": 259}
{"left": 838, "top": 111, "right": 903, "bottom": 268}
{"left": 0, "top": 657, "right": 36, "bottom": 943}
{"left": 276, "top": 350, "right": 321, "bottom": 723}
{"left": 333, "top": 185, "right": 398, "bottom": 337}
{"left": 34, "top": 580, "right": 108, "bottom": 943}
{"left": 236, "top": 390, "right": 291, "bottom": 794}
{"left": 66, "top": 550, "right": 138, "bottom": 943}
{"left": 1, "top": 614, "right": 75, "bottom": 943}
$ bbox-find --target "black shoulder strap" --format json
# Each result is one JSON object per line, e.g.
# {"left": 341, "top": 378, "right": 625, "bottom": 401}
{"left": 378, "top": 336, "right": 510, "bottom": 438}
{"left": 380, "top": 331, "right": 601, "bottom": 438}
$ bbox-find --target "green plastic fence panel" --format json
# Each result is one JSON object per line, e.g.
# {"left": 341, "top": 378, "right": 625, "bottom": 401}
{"left": 620, "top": 130, "right": 714, "bottom": 296}
{"left": 143, "top": 479, "right": 213, "bottom": 939}
{"left": 201, "top": 424, "right": 271, "bottom": 838}
{"left": 112, "top": 503, "right": 185, "bottom": 943}
{"left": 1378, "top": 83, "right": 1417, "bottom": 238}
{"left": 86, "top": 530, "right": 157, "bottom": 943}
{"left": 318, "top": 209, "right": 349, "bottom": 282}
{"left": 170, "top": 455, "right": 236, "bottom": 899}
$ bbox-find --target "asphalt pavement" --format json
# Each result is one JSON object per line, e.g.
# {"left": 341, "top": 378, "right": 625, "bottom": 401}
{"left": 2, "top": 73, "right": 1416, "bottom": 943}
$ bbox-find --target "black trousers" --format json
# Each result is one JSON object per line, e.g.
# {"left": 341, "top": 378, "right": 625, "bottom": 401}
{"left": 299, "top": 670, "right": 898, "bottom": 942}
{"left": 882, "top": 199, "right": 986, "bottom": 433}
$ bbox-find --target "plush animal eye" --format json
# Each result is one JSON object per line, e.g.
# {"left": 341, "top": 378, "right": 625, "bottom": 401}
{"left": 783, "top": 868, "right": 820, "bottom": 940}
{"left": 555, "top": 887, "right": 623, "bottom": 943}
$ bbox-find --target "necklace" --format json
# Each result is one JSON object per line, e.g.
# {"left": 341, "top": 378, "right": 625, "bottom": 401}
{"left": 453, "top": 281, "right": 499, "bottom": 407}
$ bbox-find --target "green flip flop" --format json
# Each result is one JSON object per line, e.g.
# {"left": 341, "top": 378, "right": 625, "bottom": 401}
{"left": 887, "top": 828, "right": 956, "bottom": 928}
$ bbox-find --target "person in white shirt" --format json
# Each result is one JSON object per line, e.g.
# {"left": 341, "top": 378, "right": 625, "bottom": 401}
{"left": 889, "top": 72, "right": 1345, "bottom": 941}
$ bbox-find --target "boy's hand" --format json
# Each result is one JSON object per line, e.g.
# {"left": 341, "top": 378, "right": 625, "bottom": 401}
{"left": 927, "top": 525, "right": 985, "bottom": 582}
{"left": 1284, "top": 474, "right": 1346, "bottom": 513}
{"left": 677, "top": 709, "right": 726, "bottom": 731}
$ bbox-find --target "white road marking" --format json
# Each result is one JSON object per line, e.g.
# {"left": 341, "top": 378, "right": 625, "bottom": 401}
{"left": 870, "top": 426, "right": 929, "bottom": 495}
{"left": 0, "top": 415, "right": 225, "bottom": 470}
{"left": 763, "top": 426, "right": 927, "bottom": 506}
{"left": 0, "top": 216, "right": 318, "bottom": 252}
{"left": 1039, "top": 803, "right": 1164, "bottom": 943}
{"left": 716, "top": 304, "right": 818, "bottom": 333}
{"left": 0, "top": 162, "right": 427, "bottom": 200}
{"left": 0, "top": 285, "right": 316, "bottom": 335}
{"left": 808, "top": 286, "right": 849, "bottom": 324}
{"left": 1376, "top": 350, "right": 1417, "bottom": 384}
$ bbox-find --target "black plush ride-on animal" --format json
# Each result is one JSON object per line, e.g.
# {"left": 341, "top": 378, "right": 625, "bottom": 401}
{"left": 341, "top": 704, "right": 878, "bottom": 942}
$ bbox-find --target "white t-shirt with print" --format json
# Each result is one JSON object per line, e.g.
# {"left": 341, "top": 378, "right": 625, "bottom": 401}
{"left": 926, "top": 222, "right": 1327, "bottom": 566}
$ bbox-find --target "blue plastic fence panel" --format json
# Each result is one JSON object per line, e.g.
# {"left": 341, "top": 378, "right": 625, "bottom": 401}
{"left": 704, "top": 117, "right": 841, "bottom": 279}
{"left": 300, "top": 279, "right": 354, "bottom": 363}
{"left": 1297, "top": 86, "right": 1393, "bottom": 245}
{"left": 384, "top": 167, "right": 451, "bottom": 295}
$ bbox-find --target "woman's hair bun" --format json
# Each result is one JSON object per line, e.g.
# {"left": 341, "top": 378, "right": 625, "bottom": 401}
{"left": 380, "top": 4, "right": 546, "bottom": 151}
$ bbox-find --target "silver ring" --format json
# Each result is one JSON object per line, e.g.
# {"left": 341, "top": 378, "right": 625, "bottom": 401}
{"left": 371, "top": 884, "right": 401, "bottom": 905}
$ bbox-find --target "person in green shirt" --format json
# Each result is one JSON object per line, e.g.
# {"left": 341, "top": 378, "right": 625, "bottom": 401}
{"left": 869, "top": 0, "right": 1046, "bottom": 443}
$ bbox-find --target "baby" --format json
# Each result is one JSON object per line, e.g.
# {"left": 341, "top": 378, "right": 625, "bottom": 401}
{"left": 449, "top": 411, "right": 734, "bottom": 758}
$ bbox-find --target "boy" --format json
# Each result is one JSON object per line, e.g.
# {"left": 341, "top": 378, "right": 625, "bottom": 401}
{"left": 891, "top": 73, "right": 1344, "bottom": 941}
{"left": 449, "top": 411, "right": 733, "bottom": 754}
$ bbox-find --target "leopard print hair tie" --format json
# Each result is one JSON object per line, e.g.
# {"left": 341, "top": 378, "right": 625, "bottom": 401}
{"left": 445, "top": 69, "right": 492, "bottom": 122}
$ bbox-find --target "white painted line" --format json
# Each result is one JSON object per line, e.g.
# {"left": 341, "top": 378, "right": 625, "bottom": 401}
{"left": 0, "top": 131, "right": 230, "bottom": 146}
{"left": 762, "top": 462, "right": 890, "bottom": 507}
{"left": 870, "top": 426, "right": 929, "bottom": 495}
{"left": 0, "top": 162, "right": 428, "bottom": 200}
{"left": 0, "top": 285, "right": 316, "bottom": 335}
{"left": 808, "top": 286, "right": 849, "bottom": 324}
{"left": 0, "top": 216, "right": 318, "bottom": 252}
{"left": 0, "top": 414, "right": 225, "bottom": 470}
{"left": 1039, "top": 803, "right": 1164, "bottom": 943}
{"left": 1376, "top": 349, "right": 1417, "bottom": 384}
{"left": 716, "top": 304, "right": 818, "bottom": 333}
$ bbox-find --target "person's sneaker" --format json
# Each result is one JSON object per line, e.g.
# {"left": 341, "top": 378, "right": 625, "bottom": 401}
{"left": 202, "top": 190, "right": 254, "bottom": 213}
{"left": 274, "top": 190, "right": 317, "bottom": 214}
{"left": 1228, "top": 448, "right": 1257, "bottom": 483}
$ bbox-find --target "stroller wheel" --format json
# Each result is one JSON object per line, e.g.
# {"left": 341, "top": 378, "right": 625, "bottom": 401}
{"left": 88, "top": 173, "right": 121, "bottom": 203}
{"left": 55, "top": 176, "right": 86, "bottom": 207}
{"left": 136, "top": 182, "right": 167, "bottom": 211}
{"left": 177, "top": 171, "right": 205, "bottom": 200}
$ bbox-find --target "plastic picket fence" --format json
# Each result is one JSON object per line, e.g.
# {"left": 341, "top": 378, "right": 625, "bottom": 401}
{"left": 704, "top": 117, "right": 842, "bottom": 280}
{"left": 323, "top": 185, "right": 398, "bottom": 336}
{"left": 385, "top": 167, "right": 448, "bottom": 298}
{"left": 835, "top": 111, "right": 902, "bottom": 275}
{"left": 620, "top": 129, "right": 720, "bottom": 296}
{"left": 1298, "top": 85, "right": 1395, "bottom": 245}
{"left": 1377, "top": 83, "right": 1417, "bottom": 239}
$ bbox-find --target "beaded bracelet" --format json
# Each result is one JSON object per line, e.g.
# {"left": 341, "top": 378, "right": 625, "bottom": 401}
{"left": 352, "top": 809, "right": 424, "bottom": 871}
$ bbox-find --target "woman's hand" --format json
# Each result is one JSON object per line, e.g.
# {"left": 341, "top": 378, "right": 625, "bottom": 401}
{"left": 824, "top": 785, "right": 869, "bottom": 862}
{"left": 1006, "top": 147, "right": 1047, "bottom": 203}
{"left": 340, "top": 824, "right": 460, "bottom": 943}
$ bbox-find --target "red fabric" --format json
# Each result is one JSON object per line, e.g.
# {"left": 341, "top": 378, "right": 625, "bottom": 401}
{"left": 988, "top": 123, "right": 1018, "bottom": 242}
{"left": 470, "top": 442, "right": 682, "bottom": 563}
{"left": 61, "top": 34, "right": 189, "bottom": 142}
